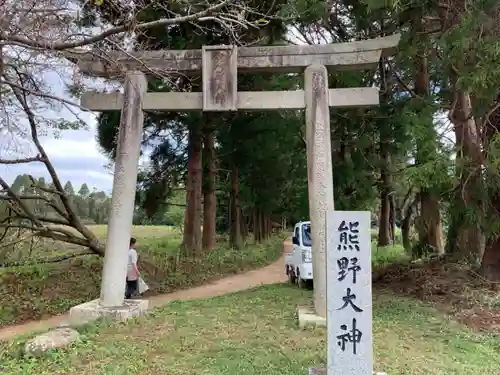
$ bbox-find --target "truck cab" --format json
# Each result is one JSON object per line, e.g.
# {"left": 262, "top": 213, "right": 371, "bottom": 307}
{"left": 285, "top": 221, "right": 313, "bottom": 287}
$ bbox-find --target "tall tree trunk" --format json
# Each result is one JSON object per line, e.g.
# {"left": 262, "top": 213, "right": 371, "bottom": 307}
{"left": 480, "top": 96, "right": 500, "bottom": 279}
{"left": 446, "top": 82, "right": 485, "bottom": 260}
{"left": 377, "top": 57, "right": 392, "bottom": 247}
{"left": 263, "top": 215, "right": 270, "bottom": 239}
{"left": 260, "top": 211, "right": 265, "bottom": 242}
{"left": 412, "top": 26, "right": 445, "bottom": 254}
{"left": 389, "top": 194, "right": 396, "bottom": 244}
{"left": 254, "top": 207, "right": 262, "bottom": 243}
{"left": 247, "top": 212, "right": 252, "bottom": 237}
{"left": 182, "top": 198, "right": 189, "bottom": 255}
{"left": 262, "top": 214, "right": 267, "bottom": 240}
{"left": 419, "top": 192, "right": 445, "bottom": 254}
{"left": 241, "top": 214, "right": 249, "bottom": 239}
{"left": 439, "top": 0, "right": 484, "bottom": 261}
{"left": 378, "top": 146, "right": 392, "bottom": 247}
{"left": 227, "top": 190, "right": 232, "bottom": 233}
{"left": 401, "top": 197, "right": 418, "bottom": 252}
{"left": 481, "top": 236, "right": 500, "bottom": 281}
{"left": 202, "top": 125, "right": 217, "bottom": 252}
{"left": 229, "top": 162, "right": 242, "bottom": 249}
{"left": 182, "top": 124, "right": 203, "bottom": 257}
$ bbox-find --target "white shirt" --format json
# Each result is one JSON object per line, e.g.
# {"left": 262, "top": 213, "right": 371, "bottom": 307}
{"left": 127, "top": 248, "right": 138, "bottom": 280}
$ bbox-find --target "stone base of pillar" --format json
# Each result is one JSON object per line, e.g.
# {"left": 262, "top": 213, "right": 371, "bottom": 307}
{"left": 297, "top": 305, "right": 327, "bottom": 328}
{"left": 69, "top": 299, "right": 148, "bottom": 326}
{"left": 309, "top": 368, "right": 387, "bottom": 375}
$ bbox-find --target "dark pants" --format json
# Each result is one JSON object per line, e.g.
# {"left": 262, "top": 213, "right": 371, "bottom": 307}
{"left": 125, "top": 278, "right": 138, "bottom": 299}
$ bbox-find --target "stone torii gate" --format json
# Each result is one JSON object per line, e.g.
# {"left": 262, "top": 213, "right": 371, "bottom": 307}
{"left": 68, "top": 35, "right": 400, "bottom": 323}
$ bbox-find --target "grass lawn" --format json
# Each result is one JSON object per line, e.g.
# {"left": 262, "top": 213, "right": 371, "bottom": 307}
{"left": 1, "top": 284, "right": 498, "bottom": 375}
{"left": 0, "top": 225, "right": 284, "bottom": 327}
{"left": 372, "top": 242, "right": 407, "bottom": 267}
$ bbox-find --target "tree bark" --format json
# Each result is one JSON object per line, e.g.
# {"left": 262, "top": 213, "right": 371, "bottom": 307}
{"left": 202, "top": 125, "right": 217, "bottom": 252}
{"left": 182, "top": 124, "right": 203, "bottom": 257}
{"left": 439, "top": 0, "right": 484, "bottom": 261}
{"left": 480, "top": 238, "right": 500, "bottom": 281}
{"left": 413, "top": 28, "right": 445, "bottom": 255}
{"left": 263, "top": 215, "right": 270, "bottom": 239}
{"left": 253, "top": 207, "right": 262, "bottom": 243}
{"left": 389, "top": 193, "right": 396, "bottom": 244}
{"left": 481, "top": 156, "right": 500, "bottom": 279}
{"left": 378, "top": 148, "right": 392, "bottom": 247}
{"left": 419, "top": 192, "right": 444, "bottom": 254}
{"left": 480, "top": 96, "right": 500, "bottom": 279}
{"left": 229, "top": 162, "right": 242, "bottom": 249}
{"left": 377, "top": 57, "right": 392, "bottom": 248}
{"left": 260, "top": 211, "right": 266, "bottom": 241}
{"left": 446, "top": 85, "right": 485, "bottom": 260}
{"left": 401, "top": 197, "right": 418, "bottom": 252}
{"left": 241, "top": 214, "right": 249, "bottom": 239}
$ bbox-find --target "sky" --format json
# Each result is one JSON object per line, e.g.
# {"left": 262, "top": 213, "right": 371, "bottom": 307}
{"left": 0, "top": 65, "right": 115, "bottom": 193}
{"left": 0, "top": 113, "right": 114, "bottom": 193}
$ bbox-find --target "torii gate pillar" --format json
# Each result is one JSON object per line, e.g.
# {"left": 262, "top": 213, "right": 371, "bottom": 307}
{"left": 69, "top": 72, "right": 149, "bottom": 325}
{"left": 305, "top": 64, "right": 334, "bottom": 319}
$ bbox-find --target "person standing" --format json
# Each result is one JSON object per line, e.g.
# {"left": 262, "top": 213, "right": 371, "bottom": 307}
{"left": 125, "top": 237, "right": 140, "bottom": 299}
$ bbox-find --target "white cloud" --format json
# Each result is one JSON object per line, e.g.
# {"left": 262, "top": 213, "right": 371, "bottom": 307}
{"left": 45, "top": 136, "right": 101, "bottom": 159}
{"left": 0, "top": 109, "right": 156, "bottom": 194}
{"left": 0, "top": 55, "right": 117, "bottom": 193}
{"left": 1, "top": 125, "right": 114, "bottom": 193}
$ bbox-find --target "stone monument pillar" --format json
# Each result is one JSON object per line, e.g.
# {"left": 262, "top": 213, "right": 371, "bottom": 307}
{"left": 304, "top": 64, "right": 335, "bottom": 318}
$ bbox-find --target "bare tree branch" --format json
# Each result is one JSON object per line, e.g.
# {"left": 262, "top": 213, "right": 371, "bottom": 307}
{"left": 0, "top": 67, "right": 106, "bottom": 256}
{"left": 0, "top": 249, "right": 96, "bottom": 268}
{"left": 0, "top": 0, "right": 250, "bottom": 51}
{"left": 0, "top": 155, "right": 44, "bottom": 164}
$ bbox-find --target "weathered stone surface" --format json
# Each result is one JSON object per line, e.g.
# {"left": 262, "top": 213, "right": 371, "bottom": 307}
{"left": 326, "top": 211, "right": 372, "bottom": 375}
{"left": 308, "top": 368, "right": 387, "bottom": 375}
{"left": 305, "top": 64, "right": 334, "bottom": 319}
{"left": 99, "top": 71, "right": 147, "bottom": 307}
{"left": 202, "top": 45, "right": 237, "bottom": 111}
{"left": 67, "top": 34, "right": 401, "bottom": 77}
{"left": 81, "top": 88, "right": 379, "bottom": 112}
{"left": 24, "top": 327, "right": 79, "bottom": 357}
{"left": 69, "top": 298, "right": 149, "bottom": 326}
{"left": 297, "top": 305, "right": 327, "bottom": 328}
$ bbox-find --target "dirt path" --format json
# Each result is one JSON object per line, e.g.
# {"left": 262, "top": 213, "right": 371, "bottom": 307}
{"left": 0, "top": 256, "right": 287, "bottom": 342}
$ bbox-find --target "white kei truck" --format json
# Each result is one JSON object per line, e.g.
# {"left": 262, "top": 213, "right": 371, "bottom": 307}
{"left": 284, "top": 221, "right": 313, "bottom": 287}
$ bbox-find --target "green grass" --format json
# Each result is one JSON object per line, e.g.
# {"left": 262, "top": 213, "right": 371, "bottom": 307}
{"left": 0, "top": 225, "right": 179, "bottom": 265}
{"left": 0, "top": 225, "right": 284, "bottom": 327}
{"left": 372, "top": 242, "right": 407, "bottom": 267}
{"left": 374, "top": 294, "right": 500, "bottom": 374}
{"left": 0, "top": 284, "right": 498, "bottom": 375}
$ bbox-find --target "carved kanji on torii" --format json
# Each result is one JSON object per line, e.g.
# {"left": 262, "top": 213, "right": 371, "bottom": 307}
{"left": 67, "top": 35, "right": 400, "bottom": 322}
